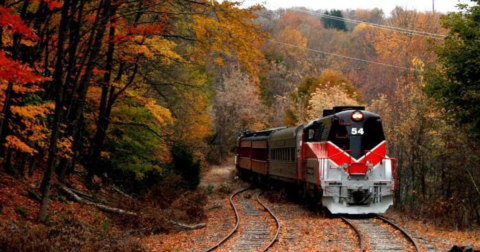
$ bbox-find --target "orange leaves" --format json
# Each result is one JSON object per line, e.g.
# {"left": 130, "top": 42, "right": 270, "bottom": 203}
{"left": 275, "top": 26, "right": 308, "bottom": 57}
{"left": 9, "top": 103, "right": 55, "bottom": 154}
{"left": 5, "top": 135, "right": 37, "bottom": 155}
{"left": 57, "top": 136, "right": 74, "bottom": 159}
{"left": 0, "top": 6, "right": 38, "bottom": 41}
{"left": 10, "top": 102, "right": 54, "bottom": 120}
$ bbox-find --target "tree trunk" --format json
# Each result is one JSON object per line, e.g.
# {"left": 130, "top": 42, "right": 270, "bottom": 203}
{"left": 18, "top": 153, "right": 27, "bottom": 178}
{"left": 28, "top": 154, "right": 36, "bottom": 177}
{"left": 4, "top": 147, "right": 12, "bottom": 173}
{"left": 38, "top": 0, "right": 71, "bottom": 223}
{"left": 57, "top": 158, "right": 69, "bottom": 183}
{"left": 88, "top": 15, "right": 116, "bottom": 184}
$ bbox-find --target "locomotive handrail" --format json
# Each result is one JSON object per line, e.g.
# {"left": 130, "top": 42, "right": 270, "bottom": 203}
{"left": 384, "top": 158, "right": 397, "bottom": 191}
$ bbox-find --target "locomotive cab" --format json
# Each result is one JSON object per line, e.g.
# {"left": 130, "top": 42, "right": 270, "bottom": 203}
{"left": 302, "top": 107, "right": 395, "bottom": 214}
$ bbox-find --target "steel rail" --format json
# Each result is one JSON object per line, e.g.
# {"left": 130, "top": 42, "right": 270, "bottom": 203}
{"left": 201, "top": 186, "right": 251, "bottom": 252}
{"left": 339, "top": 216, "right": 365, "bottom": 252}
{"left": 376, "top": 215, "right": 421, "bottom": 252}
{"left": 256, "top": 191, "right": 281, "bottom": 252}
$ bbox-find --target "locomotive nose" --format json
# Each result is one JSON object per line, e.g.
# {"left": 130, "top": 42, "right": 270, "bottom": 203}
{"left": 352, "top": 190, "right": 364, "bottom": 203}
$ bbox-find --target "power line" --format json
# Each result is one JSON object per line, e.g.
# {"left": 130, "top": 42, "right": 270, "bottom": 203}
{"left": 308, "top": 10, "right": 445, "bottom": 40}
{"left": 254, "top": 1, "right": 446, "bottom": 40}
{"left": 269, "top": 39, "right": 416, "bottom": 71}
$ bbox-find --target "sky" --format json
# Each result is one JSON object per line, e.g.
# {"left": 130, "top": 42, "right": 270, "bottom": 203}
{"left": 238, "top": 0, "right": 470, "bottom": 14}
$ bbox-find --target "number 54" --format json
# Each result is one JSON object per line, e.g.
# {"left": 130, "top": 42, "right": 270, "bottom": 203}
{"left": 351, "top": 128, "right": 364, "bottom": 135}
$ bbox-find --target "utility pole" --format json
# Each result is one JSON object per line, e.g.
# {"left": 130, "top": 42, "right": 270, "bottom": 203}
{"left": 432, "top": 0, "right": 435, "bottom": 13}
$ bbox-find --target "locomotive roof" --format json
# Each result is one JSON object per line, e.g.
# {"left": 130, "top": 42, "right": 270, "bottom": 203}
{"left": 305, "top": 109, "right": 381, "bottom": 128}
{"left": 269, "top": 125, "right": 303, "bottom": 141}
{"left": 241, "top": 126, "right": 287, "bottom": 141}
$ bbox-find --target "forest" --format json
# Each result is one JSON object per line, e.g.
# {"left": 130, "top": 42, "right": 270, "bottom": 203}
{"left": 0, "top": 0, "right": 479, "bottom": 251}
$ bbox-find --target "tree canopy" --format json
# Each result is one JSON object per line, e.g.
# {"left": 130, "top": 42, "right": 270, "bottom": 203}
{"left": 321, "top": 10, "right": 348, "bottom": 31}
{"left": 425, "top": 1, "right": 480, "bottom": 140}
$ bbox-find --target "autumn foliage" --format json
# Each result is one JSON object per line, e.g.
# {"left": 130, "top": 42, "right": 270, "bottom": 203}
{"left": 0, "top": 0, "right": 480, "bottom": 250}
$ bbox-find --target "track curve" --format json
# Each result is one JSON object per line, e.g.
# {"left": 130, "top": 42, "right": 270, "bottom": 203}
{"left": 376, "top": 215, "right": 420, "bottom": 252}
{"left": 201, "top": 187, "right": 280, "bottom": 252}
{"left": 256, "top": 191, "right": 281, "bottom": 252}
{"left": 340, "top": 216, "right": 365, "bottom": 252}
{"left": 341, "top": 215, "right": 420, "bottom": 252}
{"left": 201, "top": 186, "right": 251, "bottom": 252}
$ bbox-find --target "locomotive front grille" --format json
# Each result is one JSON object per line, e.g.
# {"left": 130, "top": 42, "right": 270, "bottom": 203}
{"left": 347, "top": 189, "right": 371, "bottom": 205}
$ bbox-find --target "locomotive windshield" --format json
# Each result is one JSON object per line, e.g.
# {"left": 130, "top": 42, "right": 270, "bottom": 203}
{"left": 329, "top": 111, "right": 385, "bottom": 159}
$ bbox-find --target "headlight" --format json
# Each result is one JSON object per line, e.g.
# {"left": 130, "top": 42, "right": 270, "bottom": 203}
{"left": 351, "top": 111, "right": 364, "bottom": 121}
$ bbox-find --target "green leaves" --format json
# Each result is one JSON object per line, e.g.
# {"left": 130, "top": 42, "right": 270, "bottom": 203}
{"left": 425, "top": 1, "right": 480, "bottom": 140}
{"left": 106, "top": 97, "right": 169, "bottom": 180}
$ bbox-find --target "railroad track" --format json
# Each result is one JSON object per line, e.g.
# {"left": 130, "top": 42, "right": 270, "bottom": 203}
{"left": 202, "top": 186, "right": 280, "bottom": 252}
{"left": 340, "top": 214, "right": 420, "bottom": 252}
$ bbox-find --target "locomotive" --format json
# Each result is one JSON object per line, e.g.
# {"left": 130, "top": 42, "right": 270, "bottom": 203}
{"left": 235, "top": 106, "right": 396, "bottom": 214}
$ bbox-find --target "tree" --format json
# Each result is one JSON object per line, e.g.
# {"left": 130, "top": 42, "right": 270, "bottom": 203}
{"left": 210, "top": 66, "right": 266, "bottom": 162}
{"left": 425, "top": 1, "right": 480, "bottom": 140}
{"left": 284, "top": 69, "right": 362, "bottom": 125}
{"left": 370, "top": 59, "right": 480, "bottom": 227}
{"left": 321, "top": 10, "right": 347, "bottom": 31}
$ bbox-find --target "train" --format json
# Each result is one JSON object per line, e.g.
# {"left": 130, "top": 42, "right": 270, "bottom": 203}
{"left": 235, "top": 106, "right": 396, "bottom": 214}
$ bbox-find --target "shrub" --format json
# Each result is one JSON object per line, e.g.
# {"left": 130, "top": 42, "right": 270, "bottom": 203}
{"left": 171, "top": 144, "right": 201, "bottom": 190}
{"left": 14, "top": 206, "right": 27, "bottom": 219}
{"left": 0, "top": 217, "right": 147, "bottom": 252}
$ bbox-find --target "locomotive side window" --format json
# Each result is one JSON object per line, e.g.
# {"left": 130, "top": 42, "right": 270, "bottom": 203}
{"left": 271, "top": 148, "right": 296, "bottom": 162}
{"left": 321, "top": 122, "right": 331, "bottom": 141}
{"left": 305, "top": 121, "right": 327, "bottom": 142}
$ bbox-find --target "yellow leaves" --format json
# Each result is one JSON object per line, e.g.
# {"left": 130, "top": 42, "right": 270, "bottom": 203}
{"left": 145, "top": 100, "right": 174, "bottom": 126}
{"left": 189, "top": 2, "right": 266, "bottom": 74}
{"left": 214, "top": 57, "right": 224, "bottom": 66}
{"left": 130, "top": 44, "right": 154, "bottom": 58}
{"left": 307, "top": 85, "right": 359, "bottom": 121}
{"left": 5, "top": 135, "right": 37, "bottom": 155}
{"left": 173, "top": 91, "right": 212, "bottom": 144}
{"left": 412, "top": 57, "right": 425, "bottom": 72}
{"left": 146, "top": 37, "right": 183, "bottom": 63}
{"left": 120, "top": 36, "right": 183, "bottom": 64}
{"left": 276, "top": 26, "right": 308, "bottom": 57}
{"left": 125, "top": 89, "right": 174, "bottom": 126}
{"left": 249, "top": 121, "right": 265, "bottom": 131}
{"left": 352, "top": 23, "right": 370, "bottom": 33}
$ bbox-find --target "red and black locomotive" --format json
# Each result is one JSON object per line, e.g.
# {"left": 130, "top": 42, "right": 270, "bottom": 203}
{"left": 235, "top": 106, "right": 396, "bottom": 214}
